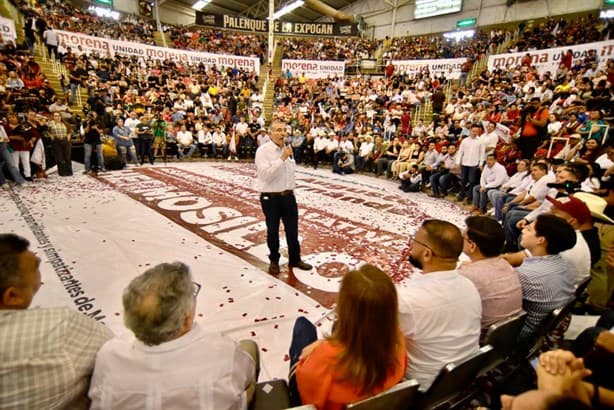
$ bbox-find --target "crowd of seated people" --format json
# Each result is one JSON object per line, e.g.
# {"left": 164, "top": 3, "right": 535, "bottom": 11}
{"left": 281, "top": 37, "right": 378, "bottom": 66}
{"left": 269, "top": 47, "right": 614, "bottom": 321}
{"left": 165, "top": 26, "right": 267, "bottom": 62}
{"left": 384, "top": 28, "right": 510, "bottom": 61}
{"left": 2, "top": 211, "right": 614, "bottom": 409}
{"left": 510, "top": 14, "right": 613, "bottom": 52}
{"left": 2, "top": 4, "right": 614, "bottom": 407}
{"left": 19, "top": 2, "right": 156, "bottom": 46}
{"left": 0, "top": 34, "right": 265, "bottom": 182}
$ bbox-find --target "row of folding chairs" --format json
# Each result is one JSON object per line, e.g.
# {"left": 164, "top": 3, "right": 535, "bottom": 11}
{"left": 250, "top": 344, "right": 494, "bottom": 410}
{"left": 251, "top": 291, "right": 584, "bottom": 410}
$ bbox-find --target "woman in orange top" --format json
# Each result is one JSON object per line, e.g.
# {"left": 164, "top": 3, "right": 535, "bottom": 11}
{"left": 288, "top": 264, "right": 408, "bottom": 410}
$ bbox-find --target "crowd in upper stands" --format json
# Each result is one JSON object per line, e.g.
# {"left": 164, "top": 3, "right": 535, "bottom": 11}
{"left": 21, "top": 1, "right": 156, "bottom": 45}
{"left": 385, "top": 29, "right": 510, "bottom": 61}
{"left": 510, "top": 14, "right": 614, "bottom": 52}
{"left": 281, "top": 37, "right": 378, "bottom": 66}
{"left": 165, "top": 26, "right": 267, "bottom": 62}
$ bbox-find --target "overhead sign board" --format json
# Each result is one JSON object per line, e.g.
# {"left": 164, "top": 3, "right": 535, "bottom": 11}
{"left": 415, "top": 0, "right": 463, "bottom": 20}
{"left": 456, "top": 17, "right": 476, "bottom": 28}
{"left": 195, "top": 12, "right": 359, "bottom": 37}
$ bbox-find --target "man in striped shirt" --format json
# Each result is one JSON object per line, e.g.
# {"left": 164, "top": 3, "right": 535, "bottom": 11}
{"left": 516, "top": 214, "right": 577, "bottom": 342}
{"left": 0, "top": 234, "right": 112, "bottom": 408}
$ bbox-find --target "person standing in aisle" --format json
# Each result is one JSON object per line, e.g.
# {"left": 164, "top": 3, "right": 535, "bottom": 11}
{"left": 255, "top": 120, "right": 313, "bottom": 275}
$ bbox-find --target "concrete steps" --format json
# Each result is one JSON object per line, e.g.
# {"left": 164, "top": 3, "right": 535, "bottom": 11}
{"left": 153, "top": 31, "right": 171, "bottom": 48}
{"left": 262, "top": 43, "right": 284, "bottom": 123}
{"left": 34, "top": 46, "right": 86, "bottom": 114}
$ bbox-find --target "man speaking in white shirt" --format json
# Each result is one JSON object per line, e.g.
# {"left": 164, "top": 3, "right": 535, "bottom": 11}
{"left": 254, "top": 120, "right": 313, "bottom": 275}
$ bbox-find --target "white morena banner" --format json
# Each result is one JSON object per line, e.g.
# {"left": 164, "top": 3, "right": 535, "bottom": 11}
{"left": 55, "top": 30, "right": 260, "bottom": 73}
{"left": 391, "top": 58, "right": 465, "bottom": 79}
{"left": 281, "top": 59, "right": 345, "bottom": 79}
{"left": 0, "top": 17, "right": 17, "bottom": 42}
{"left": 487, "top": 40, "right": 614, "bottom": 75}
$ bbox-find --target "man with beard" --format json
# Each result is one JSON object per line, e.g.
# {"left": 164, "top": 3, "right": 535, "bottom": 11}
{"left": 397, "top": 219, "right": 481, "bottom": 390}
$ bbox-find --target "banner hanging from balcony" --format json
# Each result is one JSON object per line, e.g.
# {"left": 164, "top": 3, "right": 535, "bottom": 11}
{"left": 55, "top": 30, "right": 260, "bottom": 72}
{"left": 195, "top": 12, "right": 359, "bottom": 37}
{"left": 281, "top": 59, "right": 345, "bottom": 79}
{"left": 0, "top": 16, "right": 17, "bottom": 42}
{"left": 390, "top": 58, "right": 465, "bottom": 79}
{"left": 487, "top": 40, "right": 614, "bottom": 75}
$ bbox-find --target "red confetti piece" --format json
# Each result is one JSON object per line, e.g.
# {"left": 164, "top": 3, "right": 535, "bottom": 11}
{"left": 115, "top": 312, "right": 120, "bottom": 316}
{"left": 261, "top": 347, "right": 268, "bottom": 352}
{"left": 283, "top": 354, "right": 290, "bottom": 362}
{"left": 242, "top": 313, "right": 248, "bottom": 317}
{"left": 250, "top": 331, "right": 256, "bottom": 336}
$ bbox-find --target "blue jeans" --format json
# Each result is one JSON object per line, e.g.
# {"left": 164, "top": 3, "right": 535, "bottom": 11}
{"left": 178, "top": 143, "right": 196, "bottom": 158}
{"left": 0, "top": 143, "right": 25, "bottom": 185}
{"left": 117, "top": 145, "right": 138, "bottom": 166}
{"left": 458, "top": 165, "right": 480, "bottom": 200}
{"left": 288, "top": 317, "right": 318, "bottom": 407}
{"left": 84, "top": 144, "right": 104, "bottom": 171}
{"left": 70, "top": 83, "right": 79, "bottom": 105}
{"left": 430, "top": 171, "right": 457, "bottom": 196}
{"left": 488, "top": 190, "right": 515, "bottom": 221}
{"left": 504, "top": 208, "right": 530, "bottom": 251}
{"left": 472, "top": 186, "right": 498, "bottom": 211}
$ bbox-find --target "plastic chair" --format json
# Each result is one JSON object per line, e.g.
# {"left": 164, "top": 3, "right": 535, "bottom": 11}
{"left": 481, "top": 311, "right": 527, "bottom": 372}
{"left": 525, "top": 297, "right": 577, "bottom": 360}
{"left": 418, "top": 345, "right": 494, "bottom": 410}
{"left": 250, "top": 379, "right": 291, "bottom": 410}
{"left": 574, "top": 277, "right": 591, "bottom": 303}
{"left": 346, "top": 379, "right": 420, "bottom": 410}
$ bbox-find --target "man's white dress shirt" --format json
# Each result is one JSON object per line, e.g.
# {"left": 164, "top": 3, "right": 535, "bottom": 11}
{"left": 255, "top": 140, "right": 296, "bottom": 193}
{"left": 398, "top": 270, "right": 482, "bottom": 390}
{"left": 89, "top": 323, "right": 255, "bottom": 410}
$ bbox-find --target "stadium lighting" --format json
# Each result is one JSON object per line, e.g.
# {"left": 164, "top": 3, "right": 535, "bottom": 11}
{"left": 443, "top": 29, "right": 475, "bottom": 41}
{"left": 192, "top": 0, "right": 211, "bottom": 10}
{"left": 88, "top": 5, "right": 120, "bottom": 20}
{"left": 271, "top": 0, "right": 304, "bottom": 20}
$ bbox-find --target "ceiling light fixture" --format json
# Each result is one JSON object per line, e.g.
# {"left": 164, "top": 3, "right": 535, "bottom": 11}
{"left": 192, "top": 0, "right": 211, "bottom": 10}
{"left": 271, "top": 0, "right": 304, "bottom": 20}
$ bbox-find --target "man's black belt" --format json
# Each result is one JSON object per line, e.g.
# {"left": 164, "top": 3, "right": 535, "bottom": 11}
{"left": 262, "top": 190, "right": 293, "bottom": 196}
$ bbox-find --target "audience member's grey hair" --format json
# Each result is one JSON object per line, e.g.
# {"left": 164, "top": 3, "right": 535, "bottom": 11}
{"left": 123, "top": 262, "right": 195, "bottom": 346}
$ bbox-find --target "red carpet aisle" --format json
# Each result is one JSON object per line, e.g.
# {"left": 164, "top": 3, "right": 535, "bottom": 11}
{"left": 0, "top": 162, "right": 469, "bottom": 380}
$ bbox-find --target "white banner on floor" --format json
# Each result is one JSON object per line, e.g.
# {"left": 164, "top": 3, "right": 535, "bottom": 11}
{"left": 0, "top": 16, "right": 17, "bottom": 42}
{"left": 487, "top": 40, "right": 614, "bottom": 75}
{"left": 55, "top": 30, "right": 260, "bottom": 72}
{"left": 281, "top": 59, "right": 345, "bottom": 79}
{"left": 391, "top": 58, "right": 465, "bottom": 79}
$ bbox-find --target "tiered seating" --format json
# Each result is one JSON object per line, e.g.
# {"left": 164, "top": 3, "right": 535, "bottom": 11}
{"left": 385, "top": 29, "right": 509, "bottom": 61}
{"left": 509, "top": 14, "right": 611, "bottom": 52}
